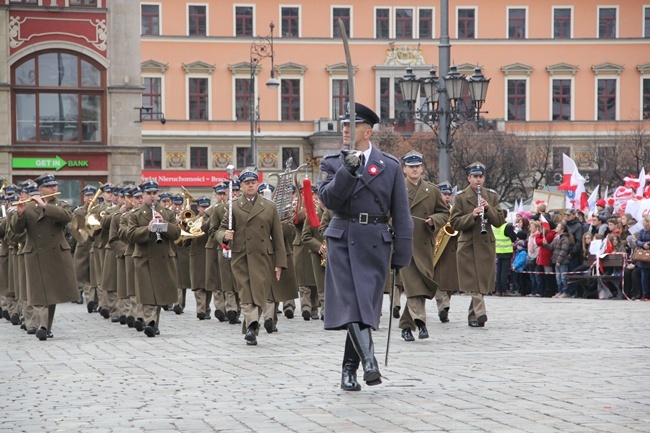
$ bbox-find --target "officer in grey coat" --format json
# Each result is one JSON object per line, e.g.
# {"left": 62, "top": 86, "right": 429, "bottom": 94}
{"left": 318, "top": 102, "right": 413, "bottom": 391}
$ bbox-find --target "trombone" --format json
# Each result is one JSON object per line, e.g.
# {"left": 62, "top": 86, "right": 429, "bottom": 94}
{"left": 13, "top": 192, "right": 61, "bottom": 205}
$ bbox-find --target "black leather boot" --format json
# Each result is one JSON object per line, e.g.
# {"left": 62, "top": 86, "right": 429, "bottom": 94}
{"left": 340, "top": 333, "right": 361, "bottom": 391}
{"left": 347, "top": 323, "right": 381, "bottom": 385}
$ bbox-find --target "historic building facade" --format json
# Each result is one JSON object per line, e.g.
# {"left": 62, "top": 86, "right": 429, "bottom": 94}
{"left": 1, "top": 0, "right": 142, "bottom": 204}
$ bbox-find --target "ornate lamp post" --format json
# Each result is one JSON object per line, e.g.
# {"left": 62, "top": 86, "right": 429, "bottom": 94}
{"left": 249, "top": 22, "right": 279, "bottom": 168}
{"left": 399, "top": 0, "right": 490, "bottom": 183}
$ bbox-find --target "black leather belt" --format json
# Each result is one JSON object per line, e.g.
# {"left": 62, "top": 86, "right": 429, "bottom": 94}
{"left": 334, "top": 213, "right": 388, "bottom": 225}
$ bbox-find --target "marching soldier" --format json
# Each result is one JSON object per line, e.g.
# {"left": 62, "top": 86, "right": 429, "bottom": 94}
{"left": 216, "top": 168, "right": 286, "bottom": 346}
{"left": 10, "top": 173, "right": 77, "bottom": 340}
{"left": 125, "top": 179, "right": 180, "bottom": 337}
{"left": 119, "top": 186, "right": 144, "bottom": 329}
{"left": 72, "top": 186, "right": 97, "bottom": 307}
{"left": 89, "top": 183, "right": 113, "bottom": 315}
{"left": 450, "top": 162, "right": 506, "bottom": 328}
{"left": 2, "top": 188, "right": 20, "bottom": 325}
{"left": 433, "top": 181, "right": 460, "bottom": 322}
{"left": 318, "top": 102, "right": 413, "bottom": 391}
{"left": 189, "top": 196, "right": 211, "bottom": 320}
{"left": 398, "top": 150, "right": 449, "bottom": 342}
{"left": 293, "top": 200, "right": 319, "bottom": 321}
{"left": 301, "top": 192, "right": 328, "bottom": 320}
{"left": 109, "top": 186, "right": 130, "bottom": 324}
{"left": 205, "top": 184, "right": 226, "bottom": 321}
{"left": 171, "top": 194, "right": 191, "bottom": 315}
{"left": 100, "top": 185, "right": 123, "bottom": 322}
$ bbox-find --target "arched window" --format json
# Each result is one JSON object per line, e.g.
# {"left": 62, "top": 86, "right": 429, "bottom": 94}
{"left": 12, "top": 50, "right": 106, "bottom": 144}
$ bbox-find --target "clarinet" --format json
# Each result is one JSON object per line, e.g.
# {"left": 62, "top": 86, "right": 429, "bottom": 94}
{"left": 151, "top": 203, "right": 163, "bottom": 244}
{"left": 477, "top": 185, "right": 487, "bottom": 235}
{"left": 222, "top": 164, "right": 235, "bottom": 260}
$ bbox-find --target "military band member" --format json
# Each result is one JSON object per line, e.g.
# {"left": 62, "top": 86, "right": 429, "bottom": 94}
{"left": 293, "top": 202, "right": 319, "bottom": 321}
{"left": 2, "top": 188, "right": 20, "bottom": 325}
{"left": 450, "top": 162, "right": 506, "bottom": 328}
{"left": 16, "top": 181, "right": 34, "bottom": 331}
{"left": 189, "top": 196, "right": 212, "bottom": 320}
{"left": 159, "top": 192, "right": 172, "bottom": 209}
{"left": 216, "top": 168, "right": 286, "bottom": 346}
{"left": 100, "top": 185, "right": 123, "bottom": 322}
{"left": 89, "top": 183, "right": 113, "bottom": 315}
{"left": 433, "top": 181, "right": 460, "bottom": 322}
{"left": 119, "top": 186, "right": 144, "bottom": 329}
{"left": 125, "top": 179, "right": 180, "bottom": 337}
{"left": 109, "top": 186, "right": 130, "bottom": 324}
{"left": 205, "top": 183, "right": 227, "bottom": 321}
{"left": 398, "top": 150, "right": 449, "bottom": 342}
{"left": 171, "top": 194, "right": 191, "bottom": 314}
{"left": 11, "top": 173, "right": 77, "bottom": 340}
{"left": 318, "top": 102, "right": 413, "bottom": 391}
{"left": 301, "top": 193, "right": 328, "bottom": 320}
{"left": 73, "top": 186, "right": 97, "bottom": 307}
{"left": 0, "top": 193, "right": 9, "bottom": 321}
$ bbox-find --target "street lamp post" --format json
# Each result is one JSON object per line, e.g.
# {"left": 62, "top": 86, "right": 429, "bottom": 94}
{"left": 399, "top": 0, "right": 490, "bottom": 183}
{"left": 249, "top": 22, "right": 280, "bottom": 168}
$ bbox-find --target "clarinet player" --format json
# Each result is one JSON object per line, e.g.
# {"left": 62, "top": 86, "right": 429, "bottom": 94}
{"left": 450, "top": 162, "right": 506, "bottom": 328}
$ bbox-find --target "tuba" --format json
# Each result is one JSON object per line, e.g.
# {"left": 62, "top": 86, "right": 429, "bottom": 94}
{"left": 268, "top": 157, "right": 307, "bottom": 223}
{"left": 180, "top": 186, "right": 196, "bottom": 222}
{"left": 84, "top": 184, "right": 104, "bottom": 238}
{"left": 433, "top": 222, "right": 458, "bottom": 267}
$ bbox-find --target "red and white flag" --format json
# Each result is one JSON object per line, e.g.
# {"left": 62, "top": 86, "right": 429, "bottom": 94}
{"left": 558, "top": 154, "right": 585, "bottom": 191}
{"left": 539, "top": 213, "right": 551, "bottom": 231}
{"left": 636, "top": 168, "right": 646, "bottom": 198}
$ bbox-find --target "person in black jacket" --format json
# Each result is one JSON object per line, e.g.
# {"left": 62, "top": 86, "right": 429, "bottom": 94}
{"left": 565, "top": 209, "right": 586, "bottom": 271}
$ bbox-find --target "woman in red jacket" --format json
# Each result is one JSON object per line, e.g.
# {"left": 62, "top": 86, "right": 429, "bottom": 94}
{"left": 535, "top": 226, "right": 556, "bottom": 297}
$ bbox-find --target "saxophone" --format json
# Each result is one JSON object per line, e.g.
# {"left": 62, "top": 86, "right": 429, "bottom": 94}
{"left": 433, "top": 222, "right": 458, "bottom": 267}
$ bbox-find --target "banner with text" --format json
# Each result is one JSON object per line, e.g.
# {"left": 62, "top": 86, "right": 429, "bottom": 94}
{"left": 141, "top": 170, "right": 263, "bottom": 187}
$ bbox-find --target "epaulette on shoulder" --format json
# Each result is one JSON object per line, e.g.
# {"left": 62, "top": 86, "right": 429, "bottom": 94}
{"left": 381, "top": 152, "right": 400, "bottom": 163}
{"left": 322, "top": 153, "right": 339, "bottom": 160}
{"left": 488, "top": 188, "right": 497, "bottom": 194}
{"left": 457, "top": 189, "right": 465, "bottom": 194}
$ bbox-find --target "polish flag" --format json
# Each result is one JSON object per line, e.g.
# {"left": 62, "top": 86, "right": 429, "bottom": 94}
{"left": 557, "top": 154, "right": 585, "bottom": 191}
{"left": 539, "top": 213, "right": 551, "bottom": 231}
{"left": 587, "top": 185, "right": 600, "bottom": 215}
{"left": 636, "top": 168, "right": 646, "bottom": 199}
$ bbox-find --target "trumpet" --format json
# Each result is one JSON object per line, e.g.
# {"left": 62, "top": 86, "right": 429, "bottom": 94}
{"left": 151, "top": 203, "right": 163, "bottom": 244}
{"left": 14, "top": 192, "right": 61, "bottom": 205}
{"left": 477, "top": 185, "right": 487, "bottom": 235}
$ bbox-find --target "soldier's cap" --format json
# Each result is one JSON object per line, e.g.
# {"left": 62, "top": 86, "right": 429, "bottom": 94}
{"left": 122, "top": 186, "right": 133, "bottom": 197}
{"left": 466, "top": 161, "right": 486, "bottom": 176}
{"left": 82, "top": 185, "right": 97, "bottom": 196}
{"left": 171, "top": 194, "right": 183, "bottom": 205}
{"left": 35, "top": 173, "right": 58, "bottom": 187}
{"left": 402, "top": 150, "right": 423, "bottom": 166}
{"left": 159, "top": 192, "right": 172, "bottom": 201}
{"left": 229, "top": 180, "right": 241, "bottom": 191}
{"left": 257, "top": 183, "right": 275, "bottom": 194}
{"left": 131, "top": 186, "right": 143, "bottom": 197}
{"left": 20, "top": 179, "right": 35, "bottom": 189}
{"left": 196, "top": 196, "right": 211, "bottom": 207}
{"left": 340, "top": 102, "right": 380, "bottom": 126}
{"left": 100, "top": 183, "right": 114, "bottom": 192}
{"left": 111, "top": 185, "right": 122, "bottom": 195}
{"left": 7, "top": 194, "right": 19, "bottom": 204}
{"left": 438, "top": 181, "right": 453, "bottom": 194}
{"left": 27, "top": 184, "right": 40, "bottom": 196}
{"left": 238, "top": 167, "right": 258, "bottom": 183}
{"left": 4, "top": 184, "right": 18, "bottom": 195}
{"left": 213, "top": 182, "right": 227, "bottom": 193}
{"left": 141, "top": 178, "right": 159, "bottom": 192}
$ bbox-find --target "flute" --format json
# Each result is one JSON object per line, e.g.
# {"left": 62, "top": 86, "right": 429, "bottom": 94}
{"left": 477, "top": 185, "right": 487, "bottom": 235}
{"left": 14, "top": 192, "right": 61, "bottom": 205}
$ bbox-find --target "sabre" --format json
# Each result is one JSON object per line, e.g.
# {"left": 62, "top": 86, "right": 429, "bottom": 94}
{"left": 338, "top": 18, "right": 355, "bottom": 150}
{"left": 223, "top": 164, "right": 235, "bottom": 260}
{"left": 385, "top": 268, "right": 397, "bottom": 366}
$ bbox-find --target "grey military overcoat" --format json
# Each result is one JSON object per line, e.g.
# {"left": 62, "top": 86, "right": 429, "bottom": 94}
{"left": 318, "top": 145, "right": 414, "bottom": 331}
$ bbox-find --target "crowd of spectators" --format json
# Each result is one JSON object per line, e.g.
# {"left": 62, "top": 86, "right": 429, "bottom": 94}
{"left": 495, "top": 199, "right": 650, "bottom": 301}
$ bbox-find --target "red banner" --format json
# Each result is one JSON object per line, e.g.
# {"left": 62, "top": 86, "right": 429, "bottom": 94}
{"left": 141, "top": 170, "right": 263, "bottom": 187}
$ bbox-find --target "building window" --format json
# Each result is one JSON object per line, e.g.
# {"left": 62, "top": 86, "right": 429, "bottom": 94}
{"left": 235, "top": 6, "right": 253, "bottom": 37}
{"left": 597, "top": 78, "right": 616, "bottom": 121}
{"left": 553, "top": 8, "right": 571, "bottom": 39}
{"left": 188, "top": 5, "right": 207, "bottom": 36}
{"left": 235, "top": 78, "right": 252, "bottom": 121}
{"left": 419, "top": 8, "right": 433, "bottom": 38}
{"left": 236, "top": 147, "right": 252, "bottom": 169}
{"left": 142, "top": 77, "right": 162, "bottom": 121}
{"left": 190, "top": 147, "right": 208, "bottom": 169}
{"left": 281, "top": 79, "right": 300, "bottom": 121}
{"left": 395, "top": 8, "right": 413, "bottom": 39}
{"left": 598, "top": 7, "right": 616, "bottom": 39}
{"left": 281, "top": 7, "right": 299, "bottom": 38}
{"left": 507, "top": 79, "right": 526, "bottom": 121}
{"left": 376, "top": 8, "right": 390, "bottom": 39}
{"left": 552, "top": 146, "right": 571, "bottom": 170}
{"left": 69, "top": 0, "right": 97, "bottom": 6}
{"left": 10, "top": 0, "right": 38, "bottom": 4}
{"left": 332, "top": 79, "right": 348, "bottom": 119}
{"left": 141, "top": 4, "right": 160, "bottom": 36}
{"left": 552, "top": 79, "right": 571, "bottom": 121}
{"left": 12, "top": 51, "right": 104, "bottom": 144}
{"left": 282, "top": 147, "right": 300, "bottom": 168}
{"left": 508, "top": 8, "right": 526, "bottom": 39}
{"left": 379, "top": 77, "right": 390, "bottom": 123}
{"left": 641, "top": 78, "right": 650, "bottom": 120}
{"left": 143, "top": 146, "right": 162, "bottom": 169}
{"left": 333, "top": 7, "right": 351, "bottom": 37}
{"left": 188, "top": 77, "right": 208, "bottom": 120}
{"left": 645, "top": 7, "right": 650, "bottom": 38}
{"left": 458, "top": 8, "right": 475, "bottom": 39}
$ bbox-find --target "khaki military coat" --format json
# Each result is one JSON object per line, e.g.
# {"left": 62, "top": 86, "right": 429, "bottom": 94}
{"left": 100, "top": 206, "right": 120, "bottom": 292}
{"left": 10, "top": 199, "right": 77, "bottom": 305}
{"left": 208, "top": 203, "right": 236, "bottom": 293}
{"left": 216, "top": 196, "right": 287, "bottom": 307}
{"left": 292, "top": 209, "right": 316, "bottom": 287}
{"left": 270, "top": 222, "right": 299, "bottom": 302}
{"left": 400, "top": 180, "right": 449, "bottom": 299}
{"left": 0, "top": 218, "right": 8, "bottom": 296}
{"left": 125, "top": 203, "right": 180, "bottom": 305}
{"left": 118, "top": 209, "right": 136, "bottom": 297}
{"left": 188, "top": 213, "right": 208, "bottom": 290}
{"left": 108, "top": 210, "right": 127, "bottom": 299}
{"left": 72, "top": 205, "right": 91, "bottom": 285}
{"left": 203, "top": 205, "right": 221, "bottom": 292}
{"left": 450, "top": 185, "right": 506, "bottom": 294}
{"left": 301, "top": 205, "right": 326, "bottom": 293}
{"left": 433, "top": 204, "right": 460, "bottom": 292}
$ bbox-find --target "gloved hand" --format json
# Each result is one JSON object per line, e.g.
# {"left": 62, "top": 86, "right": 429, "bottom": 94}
{"left": 341, "top": 149, "right": 363, "bottom": 175}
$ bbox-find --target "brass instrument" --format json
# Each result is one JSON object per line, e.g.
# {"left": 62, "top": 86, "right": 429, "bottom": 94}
{"left": 320, "top": 239, "right": 327, "bottom": 267}
{"left": 180, "top": 186, "right": 197, "bottom": 221}
{"left": 477, "top": 185, "right": 487, "bottom": 235}
{"left": 176, "top": 215, "right": 206, "bottom": 243}
{"left": 433, "top": 223, "right": 458, "bottom": 266}
{"left": 84, "top": 183, "right": 104, "bottom": 237}
{"left": 13, "top": 191, "right": 61, "bottom": 205}
{"left": 269, "top": 157, "right": 307, "bottom": 223}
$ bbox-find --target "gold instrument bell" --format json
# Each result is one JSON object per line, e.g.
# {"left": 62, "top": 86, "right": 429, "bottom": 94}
{"left": 433, "top": 223, "right": 458, "bottom": 267}
{"left": 71, "top": 213, "right": 89, "bottom": 243}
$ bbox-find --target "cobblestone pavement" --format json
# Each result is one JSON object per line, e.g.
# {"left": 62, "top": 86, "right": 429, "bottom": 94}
{"left": 1, "top": 294, "right": 648, "bottom": 433}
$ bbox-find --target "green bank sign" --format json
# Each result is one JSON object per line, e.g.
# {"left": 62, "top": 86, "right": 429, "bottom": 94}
{"left": 12, "top": 155, "right": 89, "bottom": 171}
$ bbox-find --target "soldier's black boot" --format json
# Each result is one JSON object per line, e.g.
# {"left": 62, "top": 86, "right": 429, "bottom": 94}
{"left": 347, "top": 323, "right": 381, "bottom": 386}
{"left": 340, "top": 334, "right": 361, "bottom": 391}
